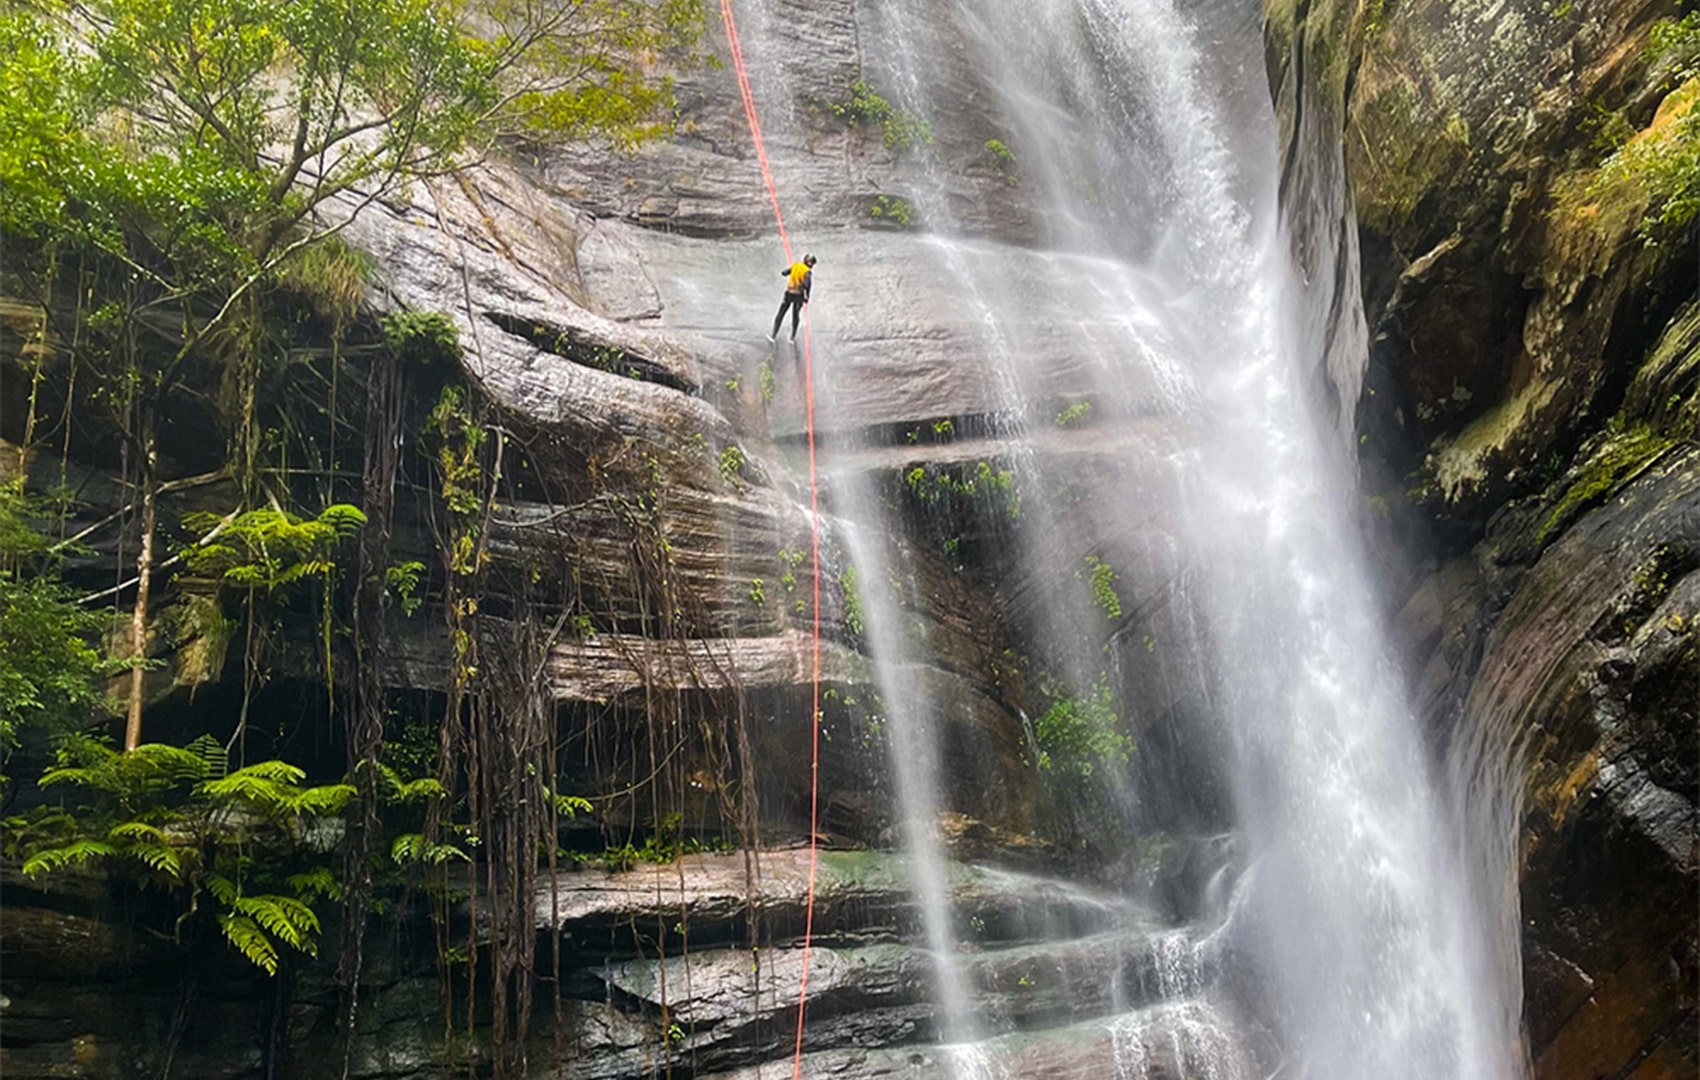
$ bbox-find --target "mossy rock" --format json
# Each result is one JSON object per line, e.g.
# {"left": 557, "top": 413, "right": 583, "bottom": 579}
{"left": 1348, "top": 75, "right": 1473, "bottom": 236}
{"left": 1532, "top": 424, "right": 1680, "bottom": 552}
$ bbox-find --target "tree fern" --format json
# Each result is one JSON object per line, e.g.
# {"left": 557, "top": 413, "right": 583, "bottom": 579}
{"left": 109, "top": 821, "right": 182, "bottom": 878}
{"left": 41, "top": 741, "right": 203, "bottom": 803}
{"left": 284, "top": 783, "right": 356, "bottom": 815}
{"left": 184, "top": 505, "right": 366, "bottom": 592}
{"left": 374, "top": 762, "right": 445, "bottom": 804}
{"left": 391, "top": 832, "right": 468, "bottom": 866}
{"left": 206, "top": 872, "right": 240, "bottom": 906}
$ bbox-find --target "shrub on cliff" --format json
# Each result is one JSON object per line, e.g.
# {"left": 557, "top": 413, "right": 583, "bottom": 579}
{"left": 1592, "top": 14, "right": 1700, "bottom": 245}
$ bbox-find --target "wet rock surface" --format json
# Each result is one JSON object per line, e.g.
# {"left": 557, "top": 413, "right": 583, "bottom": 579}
{"left": 1398, "top": 446, "right": 1700, "bottom": 1079}
{"left": 2, "top": 850, "right": 1236, "bottom": 1080}
{"left": 1270, "top": 0, "right": 1698, "bottom": 1072}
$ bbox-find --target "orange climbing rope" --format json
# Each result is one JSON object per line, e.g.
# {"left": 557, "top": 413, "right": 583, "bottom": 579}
{"left": 715, "top": 2, "right": 820, "bottom": 1076}
{"left": 719, "top": 0, "right": 792, "bottom": 261}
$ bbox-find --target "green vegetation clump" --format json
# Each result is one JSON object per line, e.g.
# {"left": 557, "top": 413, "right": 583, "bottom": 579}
{"left": 902, "top": 461, "right": 1021, "bottom": 518}
{"left": 831, "top": 79, "right": 932, "bottom": 151}
{"left": 1034, "top": 678, "right": 1130, "bottom": 777}
{"left": 759, "top": 358, "right": 776, "bottom": 404}
{"left": 870, "top": 194, "right": 915, "bottom": 227}
{"left": 1056, "top": 401, "right": 1093, "bottom": 427}
{"left": 720, "top": 445, "right": 749, "bottom": 489}
{"left": 1539, "top": 423, "right": 1676, "bottom": 546}
{"left": 1080, "top": 555, "right": 1123, "bottom": 619}
{"left": 6, "top": 737, "right": 355, "bottom": 975}
{"left": 1031, "top": 674, "right": 1134, "bottom": 837}
{"left": 984, "top": 139, "right": 1018, "bottom": 184}
{"left": 839, "top": 566, "right": 865, "bottom": 636}
{"left": 185, "top": 505, "right": 367, "bottom": 590}
{"left": 382, "top": 311, "right": 462, "bottom": 365}
{"left": 1590, "top": 14, "right": 1700, "bottom": 245}
{"left": 598, "top": 813, "right": 730, "bottom": 871}
{"left": 0, "top": 484, "right": 119, "bottom": 770}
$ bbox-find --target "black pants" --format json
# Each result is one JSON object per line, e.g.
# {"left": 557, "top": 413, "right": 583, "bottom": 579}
{"left": 772, "top": 292, "right": 805, "bottom": 339}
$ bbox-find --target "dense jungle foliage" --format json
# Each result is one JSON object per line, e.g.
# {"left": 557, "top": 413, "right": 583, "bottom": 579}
{"left": 0, "top": 0, "right": 702, "bottom": 1072}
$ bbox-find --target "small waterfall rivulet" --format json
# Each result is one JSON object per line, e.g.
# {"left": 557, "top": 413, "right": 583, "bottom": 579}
{"left": 650, "top": 0, "right": 1528, "bottom": 1074}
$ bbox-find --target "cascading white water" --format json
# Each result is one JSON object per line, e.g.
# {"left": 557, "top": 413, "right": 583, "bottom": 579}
{"left": 842, "top": 0, "right": 1525, "bottom": 1073}
{"left": 828, "top": 516, "right": 983, "bottom": 1044}
{"left": 945, "top": 0, "right": 1526, "bottom": 1075}
{"left": 650, "top": 0, "right": 1525, "bottom": 1072}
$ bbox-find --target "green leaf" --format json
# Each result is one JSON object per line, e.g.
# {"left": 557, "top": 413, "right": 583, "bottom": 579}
{"left": 391, "top": 833, "right": 423, "bottom": 864}
{"left": 232, "top": 894, "right": 320, "bottom": 953}
{"left": 22, "top": 838, "right": 118, "bottom": 877}
{"left": 183, "top": 734, "right": 228, "bottom": 780}
{"left": 286, "top": 866, "right": 342, "bottom": 901}
{"left": 218, "top": 914, "right": 280, "bottom": 975}
{"left": 206, "top": 873, "right": 240, "bottom": 906}
{"left": 554, "top": 793, "right": 593, "bottom": 818}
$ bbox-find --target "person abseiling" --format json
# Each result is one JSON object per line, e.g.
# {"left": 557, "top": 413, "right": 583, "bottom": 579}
{"left": 768, "top": 254, "right": 816, "bottom": 343}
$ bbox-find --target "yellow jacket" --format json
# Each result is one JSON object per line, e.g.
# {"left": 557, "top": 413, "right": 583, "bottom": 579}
{"left": 784, "top": 262, "right": 813, "bottom": 296}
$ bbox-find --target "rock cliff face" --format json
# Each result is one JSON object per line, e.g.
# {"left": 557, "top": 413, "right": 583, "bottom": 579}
{"left": 1268, "top": 0, "right": 1698, "bottom": 1074}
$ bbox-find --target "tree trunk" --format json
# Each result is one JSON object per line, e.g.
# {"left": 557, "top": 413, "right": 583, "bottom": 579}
{"left": 124, "top": 416, "right": 158, "bottom": 752}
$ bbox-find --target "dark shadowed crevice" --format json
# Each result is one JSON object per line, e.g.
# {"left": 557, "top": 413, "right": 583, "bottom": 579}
{"left": 484, "top": 311, "right": 695, "bottom": 394}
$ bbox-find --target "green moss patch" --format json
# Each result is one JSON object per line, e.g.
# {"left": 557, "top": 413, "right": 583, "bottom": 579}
{"left": 1538, "top": 424, "right": 1677, "bottom": 547}
{"left": 1349, "top": 77, "right": 1472, "bottom": 234}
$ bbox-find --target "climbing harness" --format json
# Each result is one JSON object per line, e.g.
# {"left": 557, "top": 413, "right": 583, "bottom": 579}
{"left": 716, "top": 2, "right": 822, "bottom": 1076}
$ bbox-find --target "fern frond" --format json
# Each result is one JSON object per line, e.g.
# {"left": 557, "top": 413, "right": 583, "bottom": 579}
{"left": 396, "top": 777, "right": 446, "bottom": 803}
{"left": 38, "top": 766, "right": 101, "bottom": 789}
{"left": 22, "top": 839, "right": 117, "bottom": 876}
{"left": 316, "top": 504, "right": 368, "bottom": 536}
{"left": 108, "top": 820, "right": 167, "bottom": 842}
{"left": 126, "top": 744, "right": 204, "bottom": 779}
{"left": 391, "top": 833, "right": 423, "bottom": 863}
{"left": 218, "top": 914, "right": 280, "bottom": 975}
{"left": 199, "top": 772, "right": 289, "bottom": 812}
{"left": 183, "top": 734, "right": 228, "bottom": 780}
{"left": 285, "top": 783, "right": 355, "bottom": 816}
{"left": 233, "top": 894, "right": 320, "bottom": 952}
{"left": 273, "top": 561, "right": 333, "bottom": 586}
{"left": 425, "top": 842, "right": 470, "bottom": 865}
{"left": 206, "top": 872, "right": 240, "bottom": 906}
{"left": 225, "top": 564, "right": 270, "bottom": 585}
{"left": 126, "top": 840, "right": 183, "bottom": 878}
{"left": 286, "top": 867, "right": 343, "bottom": 901}
{"left": 553, "top": 793, "right": 593, "bottom": 818}
{"left": 226, "top": 761, "right": 308, "bottom": 784}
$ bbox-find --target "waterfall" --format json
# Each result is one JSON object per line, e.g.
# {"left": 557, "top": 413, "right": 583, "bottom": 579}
{"left": 943, "top": 0, "right": 1525, "bottom": 1074}
{"left": 864, "top": 0, "right": 1521, "bottom": 1072}
{"left": 645, "top": 0, "right": 1525, "bottom": 1073}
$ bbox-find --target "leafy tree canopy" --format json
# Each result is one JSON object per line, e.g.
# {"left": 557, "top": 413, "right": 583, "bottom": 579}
{"left": 0, "top": 0, "right": 702, "bottom": 360}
